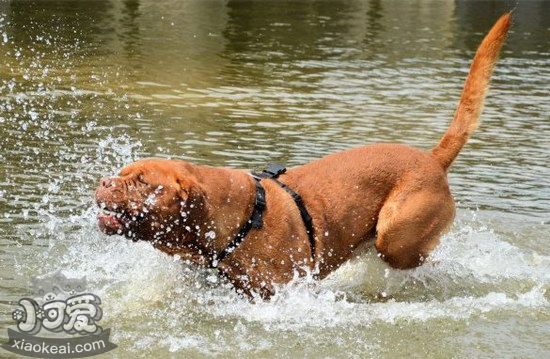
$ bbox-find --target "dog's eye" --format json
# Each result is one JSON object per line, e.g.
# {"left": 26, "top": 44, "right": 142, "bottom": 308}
{"left": 137, "top": 174, "right": 148, "bottom": 185}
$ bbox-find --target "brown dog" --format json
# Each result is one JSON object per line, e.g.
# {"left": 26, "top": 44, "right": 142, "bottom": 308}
{"left": 95, "top": 14, "right": 511, "bottom": 299}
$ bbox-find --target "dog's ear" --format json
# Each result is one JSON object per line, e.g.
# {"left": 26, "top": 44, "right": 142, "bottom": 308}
{"left": 176, "top": 175, "right": 210, "bottom": 227}
{"left": 176, "top": 175, "right": 206, "bottom": 209}
{"left": 177, "top": 176, "right": 196, "bottom": 201}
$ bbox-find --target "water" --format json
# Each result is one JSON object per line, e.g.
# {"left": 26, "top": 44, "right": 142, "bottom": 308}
{"left": 0, "top": 0, "right": 549, "bottom": 357}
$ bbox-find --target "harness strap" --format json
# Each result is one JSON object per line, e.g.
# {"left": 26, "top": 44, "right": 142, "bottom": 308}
{"left": 272, "top": 178, "right": 316, "bottom": 260}
{"left": 213, "top": 178, "right": 265, "bottom": 265}
{"left": 212, "top": 163, "right": 316, "bottom": 266}
{"left": 253, "top": 163, "right": 316, "bottom": 261}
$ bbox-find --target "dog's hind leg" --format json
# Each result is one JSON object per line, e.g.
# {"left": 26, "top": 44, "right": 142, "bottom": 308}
{"left": 374, "top": 186, "right": 455, "bottom": 269}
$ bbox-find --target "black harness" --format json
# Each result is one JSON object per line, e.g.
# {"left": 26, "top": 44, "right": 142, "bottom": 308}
{"left": 212, "top": 163, "right": 316, "bottom": 266}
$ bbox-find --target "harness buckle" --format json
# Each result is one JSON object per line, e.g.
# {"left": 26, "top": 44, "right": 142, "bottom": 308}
{"left": 253, "top": 163, "right": 287, "bottom": 179}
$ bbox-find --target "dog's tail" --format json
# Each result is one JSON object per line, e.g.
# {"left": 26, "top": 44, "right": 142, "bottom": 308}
{"left": 431, "top": 13, "right": 511, "bottom": 170}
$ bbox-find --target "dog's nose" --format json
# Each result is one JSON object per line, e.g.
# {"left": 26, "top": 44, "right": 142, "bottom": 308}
{"left": 100, "top": 177, "right": 114, "bottom": 188}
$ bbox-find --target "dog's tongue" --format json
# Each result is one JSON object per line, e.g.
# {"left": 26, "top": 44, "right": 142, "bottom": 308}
{"left": 97, "top": 213, "right": 123, "bottom": 234}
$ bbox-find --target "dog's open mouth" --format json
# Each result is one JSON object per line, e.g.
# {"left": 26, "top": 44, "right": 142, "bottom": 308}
{"left": 97, "top": 206, "right": 131, "bottom": 235}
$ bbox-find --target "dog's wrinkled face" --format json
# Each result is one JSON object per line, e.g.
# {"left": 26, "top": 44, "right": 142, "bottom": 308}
{"left": 95, "top": 159, "right": 197, "bottom": 242}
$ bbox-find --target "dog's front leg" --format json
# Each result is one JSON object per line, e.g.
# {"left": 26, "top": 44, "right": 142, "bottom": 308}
{"left": 217, "top": 262, "right": 274, "bottom": 301}
{"left": 153, "top": 243, "right": 209, "bottom": 267}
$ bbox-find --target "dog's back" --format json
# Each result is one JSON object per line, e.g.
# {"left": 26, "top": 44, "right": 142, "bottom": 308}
{"left": 283, "top": 13, "right": 512, "bottom": 272}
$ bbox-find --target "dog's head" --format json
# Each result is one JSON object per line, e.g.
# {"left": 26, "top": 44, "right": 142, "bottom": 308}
{"left": 95, "top": 159, "right": 204, "bottom": 243}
